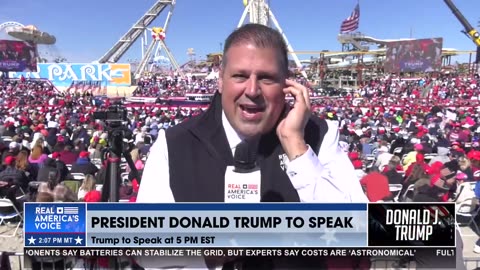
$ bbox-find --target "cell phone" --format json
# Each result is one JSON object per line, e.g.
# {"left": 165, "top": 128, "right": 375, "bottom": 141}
{"left": 281, "top": 103, "right": 291, "bottom": 119}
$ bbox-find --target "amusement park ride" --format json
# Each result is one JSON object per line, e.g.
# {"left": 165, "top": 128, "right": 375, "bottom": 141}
{"left": 443, "top": 0, "right": 480, "bottom": 61}
{"left": 0, "top": 21, "right": 57, "bottom": 64}
{"left": 96, "top": 0, "right": 182, "bottom": 79}
{"left": 0, "top": 21, "right": 56, "bottom": 52}
{"left": 238, "top": 0, "right": 307, "bottom": 78}
{"left": 0, "top": 22, "right": 56, "bottom": 45}
{"left": 1, "top": 0, "right": 479, "bottom": 84}
{"left": 96, "top": 0, "right": 308, "bottom": 79}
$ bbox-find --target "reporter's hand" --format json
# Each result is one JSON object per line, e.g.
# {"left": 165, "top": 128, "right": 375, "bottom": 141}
{"left": 276, "top": 79, "right": 310, "bottom": 160}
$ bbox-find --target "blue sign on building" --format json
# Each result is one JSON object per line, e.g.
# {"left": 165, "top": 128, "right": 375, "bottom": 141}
{"left": 8, "top": 63, "right": 131, "bottom": 87}
{"left": 24, "top": 203, "right": 86, "bottom": 247}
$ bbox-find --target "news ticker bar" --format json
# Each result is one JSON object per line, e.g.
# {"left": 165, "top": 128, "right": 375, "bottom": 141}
{"left": 24, "top": 247, "right": 456, "bottom": 258}
{"left": 24, "top": 203, "right": 456, "bottom": 248}
{"left": 24, "top": 248, "right": 457, "bottom": 268}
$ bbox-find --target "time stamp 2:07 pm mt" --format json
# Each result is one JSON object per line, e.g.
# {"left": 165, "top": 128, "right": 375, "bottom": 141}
{"left": 27, "top": 236, "right": 83, "bottom": 245}
{"left": 91, "top": 236, "right": 216, "bottom": 246}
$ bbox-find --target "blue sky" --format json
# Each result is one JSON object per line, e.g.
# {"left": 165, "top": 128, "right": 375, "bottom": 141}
{"left": 1, "top": 0, "right": 479, "bottom": 64}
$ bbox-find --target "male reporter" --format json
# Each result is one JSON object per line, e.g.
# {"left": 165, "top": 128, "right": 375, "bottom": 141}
{"left": 137, "top": 24, "right": 367, "bottom": 269}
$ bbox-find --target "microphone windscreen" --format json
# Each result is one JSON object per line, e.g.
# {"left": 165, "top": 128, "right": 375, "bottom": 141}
{"left": 233, "top": 138, "right": 259, "bottom": 171}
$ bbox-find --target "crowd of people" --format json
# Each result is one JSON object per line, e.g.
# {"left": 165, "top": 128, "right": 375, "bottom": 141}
{"left": 0, "top": 68, "right": 479, "bottom": 268}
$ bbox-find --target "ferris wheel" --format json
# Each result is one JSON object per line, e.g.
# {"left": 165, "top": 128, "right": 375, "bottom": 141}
{"left": 0, "top": 21, "right": 56, "bottom": 45}
{"left": 0, "top": 21, "right": 24, "bottom": 33}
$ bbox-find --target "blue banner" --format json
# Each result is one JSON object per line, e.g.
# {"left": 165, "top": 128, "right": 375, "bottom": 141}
{"left": 24, "top": 203, "right": 368, "bottom": 248}
{"left": 24, "top": 203, "right": 86, "bottom": 247}
{"left": 8, "top": 63, "right": 131, "bottom": 87}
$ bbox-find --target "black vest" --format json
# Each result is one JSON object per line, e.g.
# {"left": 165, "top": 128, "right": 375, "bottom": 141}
{"left": 165, "top": 92, "right": 330, "bottom": 269}
{"left": 165, "top": 92, "right": 328, "bottom": 203}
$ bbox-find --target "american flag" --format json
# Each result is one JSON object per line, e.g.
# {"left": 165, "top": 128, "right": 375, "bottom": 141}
{"left": 340, "top": 3, "right": 360, "bottom": 34}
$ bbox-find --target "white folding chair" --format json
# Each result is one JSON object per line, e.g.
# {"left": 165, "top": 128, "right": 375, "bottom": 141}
{"left": 400, "top": 184, "right": 415, "bottom": 202}
{"left": 466, "top": 182, "right": 477, "bottom": 192}
{"left": 120, "top": 163, "right": 128, "bottom": 171}
{"left": 455, "top": 182, "right": 477, "bottom": 198}
{"left": 424, "top": 154, "right": 437, "bottom": 163}
{"left": 91, "top": 158, "right": 102, "bottom": 164}
{"left": 15, "top": 186, "right": 26, "bottom": 201}
{"left": 393, "top": 147, "right": 403, "bottom": 154}
{"left": 0, "top": 185, "right": 25, "bottom": 201}
{"left": 455, "top": 198, "right": 480, "bottom": 237}
{"left": 71, "top": 173, "right": 85, "bottom": 181}
{"left": 389, "top": 184, "right": 403, "bottom": 202}
{"left": 0, "top": 198, "right": 23, "bottom": 237}
{"left": 91, "top": 159, "right": 102, "bottom": 169}
{"left": 121, "top": 172, "right": 129, "bottom": 183}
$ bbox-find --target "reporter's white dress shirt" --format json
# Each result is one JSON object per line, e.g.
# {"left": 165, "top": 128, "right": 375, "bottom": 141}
{"left": 136, "top": 112, "right": 367, "bottom": 269}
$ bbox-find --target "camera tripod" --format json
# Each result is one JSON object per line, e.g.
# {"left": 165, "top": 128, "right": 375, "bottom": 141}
{"left": 100, "top": 124, "right": 140, "bottom": 203}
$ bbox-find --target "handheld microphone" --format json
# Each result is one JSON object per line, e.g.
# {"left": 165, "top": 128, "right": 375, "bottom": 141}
{"left": 224, "top": 138, "right": 261, "bottom": 203}
{"left": 233, "top": 139, "right": 259, "bottom": 172}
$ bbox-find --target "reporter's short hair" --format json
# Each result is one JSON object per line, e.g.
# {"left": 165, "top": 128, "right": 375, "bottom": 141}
{"left": 222, "top": 24, "right": 288, "bottom": 75}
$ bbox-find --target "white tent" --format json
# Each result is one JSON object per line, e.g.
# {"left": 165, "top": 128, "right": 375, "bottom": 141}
{"left": 205, "top": 71, "right": 219, "bottom": 80}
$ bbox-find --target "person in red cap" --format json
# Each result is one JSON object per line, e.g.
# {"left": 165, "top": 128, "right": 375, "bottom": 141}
{"left": 429, "top": 161, "right": 459, "bottom": 202}
{"left": 49, "top": 152, "right": 72, "bottom": 181}
{"left": 360, "top": 167, "right": 393, "bottom": 202}
{"left": 0, "top": 155, "right": 29, "bottom": 190}
{"left": 348, "top": 151, "right": 365, "bottom": 179}
{"left": 451, "top": 141, "right": 465, "bottom": 153}
{"left": 70, "top": 151, "right": 99, "bottom": 176}
{"left": 58, "top": 145, "right": 78, "bottom": 165}
{"left": 0, "top": 156, "right": 29, "bottom": 210}
{"left": 405, "top": 153, "right": 430, "bottom": 179}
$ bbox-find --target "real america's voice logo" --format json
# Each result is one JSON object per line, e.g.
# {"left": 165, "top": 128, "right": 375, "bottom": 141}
{"left": 34, "top": 205, "right": 80, "bottom": 230}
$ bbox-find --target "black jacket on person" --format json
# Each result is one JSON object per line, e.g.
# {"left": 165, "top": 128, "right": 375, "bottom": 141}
{"left": 389, "top": 137, "right": 406, "bottom": 155}
{"left": 384, "top": 169, "right": 403, "bottom": 185}
{"left": 0, "top": 166, "right": 30, "bottom": 189}
{"left": 165, "top": 92, "right": 331, "bottom": 269}
{"left": 36, "top": 158, "right": 60, "bottom": 182}
{"left": 165, "top": 92, "right": 328, "bottom": 203}
{"left": 55, "top": 159, "right": 72, "bottom": 182}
